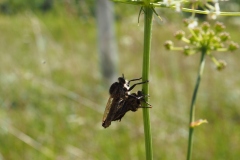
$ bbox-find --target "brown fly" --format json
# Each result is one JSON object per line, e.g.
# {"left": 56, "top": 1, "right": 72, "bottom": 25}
{"left": 102, "top": 75, "right": 148, "bottom": 128}
{"left": 112, "top": 91, "right": 151, "bottom": 122}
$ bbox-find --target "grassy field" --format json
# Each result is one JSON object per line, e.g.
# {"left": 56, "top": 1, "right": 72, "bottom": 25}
{"left": 0, "top": 5, "right": 240, "bottom": 160}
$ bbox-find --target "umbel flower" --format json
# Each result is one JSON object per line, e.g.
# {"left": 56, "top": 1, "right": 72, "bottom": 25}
{"left": 164, "top": 21, "right": 239, "bottom": 70}
{"left": 112, "top": 0, "right": 240, "bottom": 18}
{"left": 159, "top": 0, "right": 221, "bottom": 16}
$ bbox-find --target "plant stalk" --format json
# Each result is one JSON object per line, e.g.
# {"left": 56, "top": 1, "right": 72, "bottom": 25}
{"left": 186, "top": 50, "right": 206, "bottom": 160}
{"left": 142, "top": 5, "right": 153, "bottom": 160}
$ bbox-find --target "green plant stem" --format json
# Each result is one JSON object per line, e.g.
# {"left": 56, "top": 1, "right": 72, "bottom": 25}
{"left": 142, "top": 5, "right": 153, "bottom": 160}
{"left": 186, "top": 50, "right": 206, "bottom": 160}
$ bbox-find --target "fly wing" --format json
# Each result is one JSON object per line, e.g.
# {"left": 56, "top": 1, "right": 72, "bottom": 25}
{"left": 102, "top": 96, "right": 113, "bottom": 124}
{"left": 112, "top": 100, "right": 127, "bottom": 121}
{"left": 102, "top": 97, "right": 123, "bottom": 128}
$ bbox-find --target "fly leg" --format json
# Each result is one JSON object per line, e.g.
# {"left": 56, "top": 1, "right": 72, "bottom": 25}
{"left": 128, "top": 77, "right": 142, "bottom": 85}
{"left": 128, "top": 80, "right": 149, "bottom": 92}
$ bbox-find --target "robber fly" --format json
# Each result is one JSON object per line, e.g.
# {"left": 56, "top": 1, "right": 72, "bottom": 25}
{"left": 112, "top": 91, "right": 151, "bottom": 122}
{"left": 102, "top": 75, "right": 148, "bottom": 128}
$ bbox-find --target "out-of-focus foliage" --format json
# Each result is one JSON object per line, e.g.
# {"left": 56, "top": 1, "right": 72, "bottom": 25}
{"left": 0, "top": 0, "right": 53, "bottom": 14}
{"left": 0, "top": 12, "right": 239, "bottom": 159}
{"left": 0, "top": 1, "right": 239, "bottom": 159}
{"left": 1, "top": 0, "right": 238, "bottom": 21}
{"left": 0, "top": 0, "right": 97, "bottom": 15}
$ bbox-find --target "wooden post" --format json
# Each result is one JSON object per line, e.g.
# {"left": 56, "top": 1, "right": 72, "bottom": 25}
{"left": 96, "top": 0, "right": 118, "bottom": 86}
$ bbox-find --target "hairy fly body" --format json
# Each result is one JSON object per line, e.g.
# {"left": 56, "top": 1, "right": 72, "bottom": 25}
{"left": 102, "top": 75, "right": 148, "bottom": 128}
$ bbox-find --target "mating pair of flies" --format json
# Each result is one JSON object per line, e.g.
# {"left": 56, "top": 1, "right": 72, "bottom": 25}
{"left": 102, "top": 74, "right": 152, "bottom": 128}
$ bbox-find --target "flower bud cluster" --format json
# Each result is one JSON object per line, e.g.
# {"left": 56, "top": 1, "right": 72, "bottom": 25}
{"left": 164, "top": 20, "right": 239, "bottom": 70}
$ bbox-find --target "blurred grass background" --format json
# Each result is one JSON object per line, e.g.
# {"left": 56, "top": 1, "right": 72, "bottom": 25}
{"left": 0, "top": 1, "right": 240, "bottom": 160}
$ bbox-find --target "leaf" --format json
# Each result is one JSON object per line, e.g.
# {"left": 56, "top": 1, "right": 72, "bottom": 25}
{"left": 190, "top": 119, "right": 208, "bottom": 128}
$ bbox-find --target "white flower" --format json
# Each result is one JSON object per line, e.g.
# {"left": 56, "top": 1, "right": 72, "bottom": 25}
{"left": 210, "top": 13, "right": 217, "bottom": 20}
{"left": 188, "top": 20, "right": 198, "bottom": 29}
{"left": 175, "top": 1, "right": 181, "bottom": 12}
{"left": 215, "top": 2, "right": 220, "bottom": 15}
{"left": 163, "top": 0, "right": 174, "bottom": 7}
{"left": 210, "top": 2, "right": 220, "bottom": 20}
